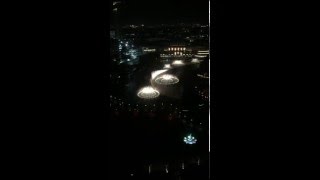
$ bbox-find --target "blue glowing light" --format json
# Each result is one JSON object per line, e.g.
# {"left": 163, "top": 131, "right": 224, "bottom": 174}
{"left": 183, "top": 134, "right": 197, "bottom": 144}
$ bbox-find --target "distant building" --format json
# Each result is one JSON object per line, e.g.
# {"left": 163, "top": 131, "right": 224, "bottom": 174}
{"left": 160, "top": 45, "right": 193, "bottom": 59}
{"left": 160, "top": 44, "right": 209, "bottom": 60}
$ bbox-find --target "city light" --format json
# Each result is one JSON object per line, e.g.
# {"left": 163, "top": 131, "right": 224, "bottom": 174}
{"left": 198, "top": 50, "right": 209, "bottom": 52}
{"left": 195, "top": 55, "right": 207, "bottom": 58}
{"left": 172, "top": 60, "right": 184, "bottom": 66}
{"left": 128, "top": 49, "right": 138, "bottom": 59}
{"left": 137, "top": 86, "right": 160, "bottom": 99}
{"left": 155, "top": 74, "right": 179, "bottom": 85}
{"left": 164, "top": 64, "right": 171, "bottom": 69}
{"left": 183, "top": 134, "right": 197, "bottom": 144}
{"left": 143, "top": 48, "right": 156, "bottom": 52}
{"left": 191, "top": 58, "right": 200, "bottom": 63}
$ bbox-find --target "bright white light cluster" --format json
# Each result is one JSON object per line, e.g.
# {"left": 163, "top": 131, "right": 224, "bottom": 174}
{"left": 183, "top": 134, "right": 197, "bottom": 144}
{"left": 164, "top": 64, "right": 171, "bottom": 69}
{"left": 137, "top": 86, "right": 160, "bottom": 99}
{"left": 172, "top": 60, "right": 184, "bottom": 66}
{"left": 191, "top": 58, "right": 200, "bottom": 63}
{"left": 155, "top": 74, "right": 179, "bottom": 85}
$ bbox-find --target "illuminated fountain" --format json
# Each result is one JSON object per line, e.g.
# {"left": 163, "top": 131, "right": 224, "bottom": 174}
{"left": 151, "top": 69, "right": 168, "bottom": 80}
{"left": 137, "top": 86, "right": 160, "bottom": 99}
{"left": 191, "top": 58, "right": 200, "bottom": 63}
{"left": 163, "top": 64, "right": 171, "bottom": 69}
{"left": 154, "top": 74, "right": 179, "bottom": 85}
{"left": 183, "top": 134, "right": 197, "bottom": 144}
{"left": 172, "top": 60, "right": 184, "bottom": 66}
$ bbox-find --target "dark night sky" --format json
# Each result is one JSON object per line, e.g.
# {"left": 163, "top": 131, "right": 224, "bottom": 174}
{"left": 118, "top": 0, "right": 209, "bottom": 25}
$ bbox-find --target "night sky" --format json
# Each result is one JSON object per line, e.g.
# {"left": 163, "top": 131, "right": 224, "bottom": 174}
{"left": 118, "top": 0, "right": 209, "bottom": 25}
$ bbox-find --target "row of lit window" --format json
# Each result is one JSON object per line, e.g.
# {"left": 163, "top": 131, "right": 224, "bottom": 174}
{"left": 168, "top": 47, "right": 186, "bottom": 51}
{"left": 160, "top": 54, "right": 192, "bottom": 56}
